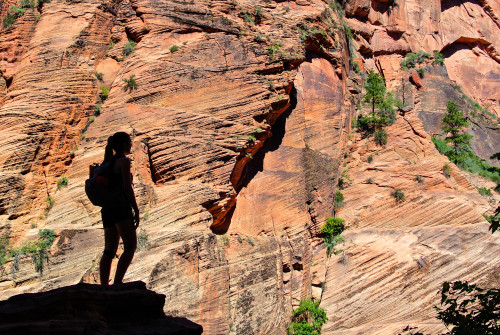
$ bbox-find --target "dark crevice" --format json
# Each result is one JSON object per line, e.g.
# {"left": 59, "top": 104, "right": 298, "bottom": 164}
{"left": 237, "top": 86, "right": 298, "bottom": 191}
{"left": 5, "top": 77, "right": 13, "bottom": 89}
{"left": 441, "top": 0, "right": 481, "bottom": 12}
{"left": 208, "top": 86, "right": 298, "bottom": 235}
{"left": 147, "top": 147, "right": 157, "bottom": 184}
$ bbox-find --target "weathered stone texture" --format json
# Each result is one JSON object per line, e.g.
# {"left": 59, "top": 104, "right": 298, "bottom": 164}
{"left": 0, "top": 1, "right": 499, "bottom": 335}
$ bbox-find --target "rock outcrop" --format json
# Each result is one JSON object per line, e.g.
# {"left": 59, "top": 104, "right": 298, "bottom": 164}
{"left": 0, "top": 281, "right": 203, "bottom": 334}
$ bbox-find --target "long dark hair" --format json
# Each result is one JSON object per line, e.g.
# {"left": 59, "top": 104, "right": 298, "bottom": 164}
{"left": 103, "top": 132, "right": 131, "bottom": 164}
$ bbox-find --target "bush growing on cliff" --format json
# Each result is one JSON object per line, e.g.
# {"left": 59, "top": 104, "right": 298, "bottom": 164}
{"left": 123, "top": 40, "right": 136, "bottom": 57}
{"left": 441, "top": 101, "right": 472, "bottom": 164}
{"left": 8, "top": 229, "right": 56, "bottom": 275}
{"left": 170, "top": 45, "right": 178, "bottom": 53}
{"left": 322, "top": 217, "right": 345, "bottom": 256}
{"left": 442, "top": 163, "right": 452, "bottom": 178}
{"left": 333, "top": 190, "right": 344, "bottom": 210}
{"left": 391, "top": 189, "right": 405, "bottom": 203}
{"left": 477, "top": 187, "right": 492, "bottom": 196}
{"left": 358, "top": 70, "right": 398, "bottom": 136}
{"left": 95, "top": 72, "right": 103, "bottom": 81}
{"left": 401, "top": 51, "right": 430, "bottom": 70}
{"left": 374, "top": 129, "right": 388, "bottom": 146}
{"left": 99, "top": 86, "right": 109, "bottom": 101}
{"left": 3, "top": 6, "right": 26, "bottom": 28}
{"left": 433, "top": 50, "right": 445, "bottom": 65}
{"left": 57, "top": 176, "right": 68, "bottom": 189}
{"left": 20, "top": 0, "right": 35, "bottom": 8}
{"left": 432, "top": 102, "right": 500, "bottom": 187}
{"left": 123, "top": 74, "right": 138, "bottom": 92}
{"left": 46, "top": 195, "right": 55, "bottom": 209}
{"left": 288, "top": 299, "right": 327, "bottom": 335}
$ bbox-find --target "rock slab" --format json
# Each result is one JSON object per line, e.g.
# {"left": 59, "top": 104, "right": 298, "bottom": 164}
{"left": 0, "top": 281, "right": 203, "bottom": 335}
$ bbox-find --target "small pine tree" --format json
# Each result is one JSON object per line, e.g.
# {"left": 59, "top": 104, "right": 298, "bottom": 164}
{"left": 363, "top": 70, "right": 386, "bottom": 118}
{"left": 123, "top": 75, "right": 138, "bottom": 92}
{"left": 441, "top": 101, "right": 472, "bottom": 164}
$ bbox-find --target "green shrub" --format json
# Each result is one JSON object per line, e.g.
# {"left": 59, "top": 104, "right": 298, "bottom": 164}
{"left": 353, "top": 61, "right": 360, "bottom": 73}
{"left": 137, "top": 229, "right": 149, "bottom": 250}
{"left": 391, "top": 189, "right": 405, "bottom": 203}
{"left": 267, "top": 41, "right": 282, "bottom": 57}
{"left": 3, "top": 6, "right": 26, "bottom": 28}
{"left": 288, "top": 299, "right": 327, "bottom": 335}
{"left": 322, "top": 217, "right": 345, "bottom": 236}
{"left": 322, "top": 217, "right": 345, "bottom": 256}
{"left": 56, "top": 176, "right": 68, "bottom": 189}
{"left": 416, "top": 68, "right": 425, "bottom": 78}
{"left": 94, "top": 105, "right": 101, "bottom": 116}
{"left": 415, "top": 175, "right": 424, "bottom": 183}
{"left": 123, "top": 40, "right": 136, "bottom": 56}
{"left": 374, "top": 129, "right": 388, "bottom": 146}
{"left": 89, "top": 116, "right": 95, "bottom": 123}
{"left": 46, "top": 195, "right": 55, "bottom": 208}
{"left": 0, "top": 237, "right": 9, "bottom": 266}
{"left": 247, "top": 237, "right": 255, "bottom": 246}
{"left": 219, "top": 235, "right": 230, "bottom": 246}
{"left": 367, "top": 154, "right": 373, "bottom": 163}
{"left": 99, "top": 86, "right": 109, "bottom": 101}
{"left": 9, "top": 229, "right": 56, "bottom": 275}
{"left": 433, "top": 50, "right": 444, "bottom": 65}
{"left": 338, "top": 176, "right": 345, "bottom": 189}
{"left": 443, "top": 163, "right": 452, "bottom": 178}
{"left": 170, "top": 45, "right": 179, "bottom": 53}
{"left": 333, "top": 190, "right": 344, "bottom": 209}
{"left": 95, "top": 72, "right": 103, "bottom": 81}
{"left": 401, "top": 50, "right": 430, "bottom": 70}
{"left": 123, "top": 74, "right": 138, "bottom": 92}
{"left": 477, "top": 187, "right": 492, "bottom": 196}
{"left": 20, "top": 0, "right": 35, "bottom": 8}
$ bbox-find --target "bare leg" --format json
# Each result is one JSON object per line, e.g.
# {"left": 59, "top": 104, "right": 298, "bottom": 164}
{"left": 113, "top": 219, "right": 137, "bottom": 284}
{"left": 99, "top": 227, "right": 119, "bottom": 285}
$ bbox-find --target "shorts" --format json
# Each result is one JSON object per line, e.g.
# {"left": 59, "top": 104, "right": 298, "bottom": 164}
{"left": 101, "top": 202, "right": 134, "bottom": 229}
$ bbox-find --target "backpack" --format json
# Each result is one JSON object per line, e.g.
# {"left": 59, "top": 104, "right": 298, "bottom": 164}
{"left": 85, "top": 162, "right": 113, "bottom": 207}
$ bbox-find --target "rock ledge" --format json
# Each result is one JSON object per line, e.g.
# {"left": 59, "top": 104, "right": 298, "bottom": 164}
{"left": 0, "top": 281, "right": 203, "bottom": 335}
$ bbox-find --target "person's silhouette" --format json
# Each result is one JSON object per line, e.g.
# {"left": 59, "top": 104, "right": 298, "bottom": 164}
{"left": 98, "top": 132, "right": 140, "bottom": 285}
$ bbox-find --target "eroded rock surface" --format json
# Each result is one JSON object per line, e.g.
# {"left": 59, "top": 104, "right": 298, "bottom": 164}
{"left": 0, "top": 1, "right": 499, "bottom": 335}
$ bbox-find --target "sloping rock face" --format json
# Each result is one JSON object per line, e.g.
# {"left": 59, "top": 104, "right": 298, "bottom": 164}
{"left": 344, "top": 0, "right": 500, "bottom": 162}
{"left": 0, "top": 281, "right": 203, "bottom": 334}
{"left": 0, "top": 1, "right": 351, "bottom": 334}
{"left": 321, "top": 112, "right": 499, "bottom": 334}
{"left": 0, "top": 1, "right": 499, "bottom": 335}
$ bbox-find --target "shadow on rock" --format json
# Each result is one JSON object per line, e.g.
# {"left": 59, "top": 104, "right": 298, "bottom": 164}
{"left": 0, "top": 281, "right": 203, "bottom": 335}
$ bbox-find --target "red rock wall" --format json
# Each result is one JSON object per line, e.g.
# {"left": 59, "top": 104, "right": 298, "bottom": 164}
{"left": 0, "top": 1, "right": 499, "bottom": 335}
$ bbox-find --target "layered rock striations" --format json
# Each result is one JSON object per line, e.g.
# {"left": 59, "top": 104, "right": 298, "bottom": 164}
{"left": 344, "top": 0, "right": 500, "bottom": 163}
{"left": 0, "top": 1, "right": 499, "bottom": 335}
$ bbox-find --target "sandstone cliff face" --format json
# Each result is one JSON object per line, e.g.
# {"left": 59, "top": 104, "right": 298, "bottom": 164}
{"left": 0, "top": 1, "right": 499, "bottom": 335}
{"left": 344, "top": 0, "right": 500, "bottom": 165}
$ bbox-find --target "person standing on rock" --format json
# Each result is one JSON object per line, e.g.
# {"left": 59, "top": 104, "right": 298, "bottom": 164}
{"left": 99, "top": 131, "right": 140, "bottom": 285}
